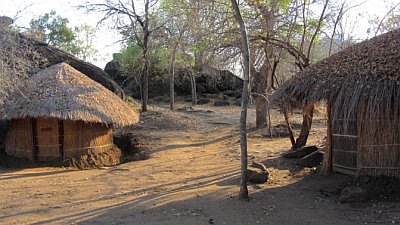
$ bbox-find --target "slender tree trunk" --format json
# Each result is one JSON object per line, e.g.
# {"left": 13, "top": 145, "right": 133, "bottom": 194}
{"left": 267, "top": 107, "right": 273, "bottom": 139}
{"left": 141, "top": 1, "right": 150, "bottom": 112}
{"left": 142, "top": 49, "right": 149, "bottom": 112}
{"left": 191, "top": 72, "right": 197, "bottom": 105}
{"left": 253, "top": 71, "right": 268, "bottom": 128}
{"left": 169, "top": 43, "right": 178, "bottom": 111}
{"left": 141, "top": 31, "right": 150, "bottom": 112}
{"left": 230, "top": 0, "right": 250, "bottom": 200}
{"left": 294, "top": 103, "right": 314, "bottom": 149}
{"left": 282, "top": 102, "right": 296, "bottom": 148}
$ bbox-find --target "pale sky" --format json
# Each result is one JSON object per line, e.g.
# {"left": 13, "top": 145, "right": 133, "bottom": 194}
{"left": 1, "top": 0, "right": 398, "bottom": 68}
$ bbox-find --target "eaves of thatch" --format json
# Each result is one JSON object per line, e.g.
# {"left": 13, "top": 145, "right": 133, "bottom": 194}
{"left": 272, "top": 28, "right": 400, "bottom": 118}
{"left": 1, "top": 63, "right": 139, "bottom": 127}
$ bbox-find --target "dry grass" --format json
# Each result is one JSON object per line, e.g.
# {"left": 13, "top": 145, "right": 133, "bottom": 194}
{"left": 0, "top": 26, "right": 43, "bottom": 105}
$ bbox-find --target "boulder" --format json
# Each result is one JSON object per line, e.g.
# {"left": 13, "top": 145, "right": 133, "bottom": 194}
{"left": 249, "top": 171, "right": 269, "bottom": 184}
{"left": 233, "top": 99, "right": 242, "bottom": 106}
{"left": 197, "top": 98, "right": 210, "bottom": 105}
{"left": 283, "top": 145, "right": 319, "bottom": 158}
{"left": 338, "top": 186, "right": 368, "bottom": 203}
{"left": 246, "top": 169, "right": 257, "bottom": 179}
{"left": 213, "top": 99, "right": 230, "bottom": 107}
{"left": 251, "top": 161, "right": 267, "bottom": 171}
{"left": 300, "top": 150, "right": 324, "bottom": 167}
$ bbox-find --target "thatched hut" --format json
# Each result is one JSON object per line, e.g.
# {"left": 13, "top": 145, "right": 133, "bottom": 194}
{"left": 1, "top": 63, "right": 139, "bottom": 162}
{"left": 272, "top": 29, "right": 400, "bottom": 178}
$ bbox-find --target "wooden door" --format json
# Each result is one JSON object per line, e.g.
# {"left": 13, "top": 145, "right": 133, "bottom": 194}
{"left": 33, "top": 118, "right": 62, "bottom": 162}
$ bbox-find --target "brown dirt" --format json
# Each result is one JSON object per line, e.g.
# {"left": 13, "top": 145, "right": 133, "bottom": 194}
{"left": 67, "top": 146, "right": 122, "bottom": 170}
{"left": 0, "top": 102, "right": 399, "bottom": 225}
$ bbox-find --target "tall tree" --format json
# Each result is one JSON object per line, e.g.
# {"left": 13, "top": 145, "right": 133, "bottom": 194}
{"left": 157, "top": 0, "right": 191, "bottom": 110}
{"left": 254, "top": 0, "right": 330, "bottom": 149}
{"left": 230, "top": 0, "right": 250, "bottom": 200}
{"left": 83, "top": 0, "right": 162, "bottom": 112}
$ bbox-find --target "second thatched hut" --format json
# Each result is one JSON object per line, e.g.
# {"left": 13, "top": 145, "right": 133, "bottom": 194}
{"left": 2, "top": 63, "right": 139, "bottom": 163}
{"left": 272, "top": 29, "right": 400, "bottom": 178}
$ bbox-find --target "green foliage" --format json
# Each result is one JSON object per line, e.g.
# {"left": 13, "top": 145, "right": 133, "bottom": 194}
{"left": 113, "top": 42, "right": 143, "bottom": 76}
{"left": 26, "top": 11, "right": 98, "bottom": 62}
{"left": 28, "top": 11, "right": 77, "bottom": 52}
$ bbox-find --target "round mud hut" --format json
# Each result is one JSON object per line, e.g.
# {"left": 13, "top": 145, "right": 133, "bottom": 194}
{"left": 272, "top": 28, "right": 400, "bottom": 178}
{"left": 2, "top": 62, "right": 139, "bottom": 163}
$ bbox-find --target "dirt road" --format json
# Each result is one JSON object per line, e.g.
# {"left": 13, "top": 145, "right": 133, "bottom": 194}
{"left": 1, "top": 104, "right": 399, "bottom": 225}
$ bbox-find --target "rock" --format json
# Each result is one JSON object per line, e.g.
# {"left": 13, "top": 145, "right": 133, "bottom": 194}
{"left": 223, "top": 90, "right": 237, "bottom": 97}
{"left": 213, "top": 99, "right": 230, "bottom": 107}
{"left": 338, "top": 186, "right": 368, "bottom": 203}
{"left": 283, "top": 145, "right": 319, "bottom": 158}
{"left": 246, "top": 169, "right": 257, "bottom": 179}
{"left": 249, "top": 171, "right": 269, "bottom": 184}
{"left": 234, "top": 99, "right": 242, "bottom": 106}
{"left": 251, "top": 161, "right": 267, "bottom": 171}
{"left": 197, "top": 98, "right": 210, "bottom": 105}
{"left": 300, "top": 150, "right": 324, "bottom": 167}
{"left": 196, "top": 84, "right": 207, "bottom": 93}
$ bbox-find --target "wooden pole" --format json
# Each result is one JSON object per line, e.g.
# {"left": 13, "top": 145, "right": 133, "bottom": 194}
{"left": 322, "top": 102, "right": 333, "bottom": 174}
{"left": 230, "top": 0, "right": 250, "bottom": 199}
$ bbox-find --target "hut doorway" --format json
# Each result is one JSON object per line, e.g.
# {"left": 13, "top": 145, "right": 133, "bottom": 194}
{"left": 33, "top": 118, "right": 63, "bottom": 162}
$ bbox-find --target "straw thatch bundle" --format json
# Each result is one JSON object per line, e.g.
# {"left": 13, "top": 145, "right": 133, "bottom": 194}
{"left": 0, "top": 25, "right": 43, "bottom": 105}
{"left": 272, "top": 28, "right": 400, "bottom": 122}
{"left": 1, "top": 62, "right": 139, "bottom": 126}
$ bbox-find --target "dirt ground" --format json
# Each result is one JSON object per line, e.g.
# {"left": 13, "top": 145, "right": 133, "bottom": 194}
{"left": 1, "top": 103, "right": 399, "bottom": 225}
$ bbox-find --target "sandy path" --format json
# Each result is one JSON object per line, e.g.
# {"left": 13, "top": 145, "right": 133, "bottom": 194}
{"left": 1, "top": 105, "right": 399, "bottom": 225}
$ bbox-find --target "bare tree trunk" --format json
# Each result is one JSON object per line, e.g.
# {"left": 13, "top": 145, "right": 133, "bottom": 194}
{"left": 230, "top": 0, "right": 250, "bottom": 200}
{"left": 169, "top": 43, "right": 178, "bottom": 111}
{"left": 282, "top": 102, "right": 296, "bottom": 148}
{"left": 190, "top": 72, "right": 197, "bottom": 105}
{"left": 295, "top": 103, "right": 314, "bottom": 149}
{"left": 141, "top": 1, "right": 151, "bottom": 112}
{"left": 253, "top": 71, "right": 268, "bottom": 128}
{"left": 267, "top": 107, "right": 273, "bottom": 139}
{"left": 142, "top": 47, "right": 149, "bottom": 112}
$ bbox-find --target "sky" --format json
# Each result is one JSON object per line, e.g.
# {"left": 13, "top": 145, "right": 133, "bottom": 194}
{"left": 1, "top": 0, "right": 399, "bottom": 69}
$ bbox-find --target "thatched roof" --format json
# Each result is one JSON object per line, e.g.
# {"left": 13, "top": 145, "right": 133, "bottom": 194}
{"left": 1, "top": 63, "right": 139, "bottom": 126}
{"left": 272, "top": 28, "right": 400, "bottom": 123}
{"left": 31, "top": 39, "right": 126, "bottom": 99}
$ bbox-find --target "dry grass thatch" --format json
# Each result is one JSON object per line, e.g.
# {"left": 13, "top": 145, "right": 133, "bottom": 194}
{"left": 272, "top": 28, "right": 400, "bottom": 121}
{"left": 1, "top": 63, "right": 139, "bottom": 126}
{"left": 0, "top": 26, "right": 43, "bottom": 105}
